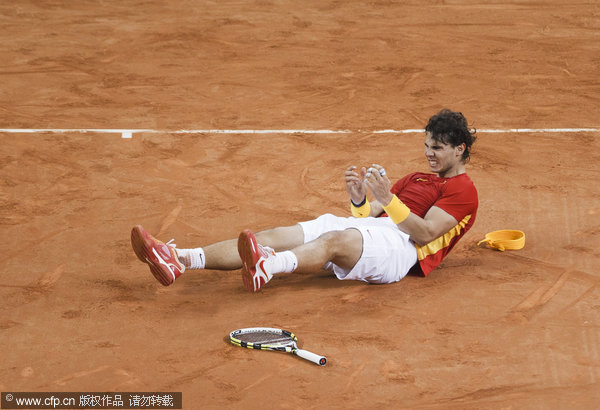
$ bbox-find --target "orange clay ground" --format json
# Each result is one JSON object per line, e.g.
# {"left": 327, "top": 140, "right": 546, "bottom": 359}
{"left": 1, "top": 1, "right": 599, "bottom": 409}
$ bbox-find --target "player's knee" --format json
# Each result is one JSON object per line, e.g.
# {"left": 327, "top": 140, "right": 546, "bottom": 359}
{"left": 317, "top": 229, "right": 362, "bottom": 270}
{"left": 319, "top": 229, "right": 362, "bottom": 257}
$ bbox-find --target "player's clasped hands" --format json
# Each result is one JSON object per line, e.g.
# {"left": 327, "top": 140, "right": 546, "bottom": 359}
{"left": 345, "top": 164, "right": 392, "bottom": 205}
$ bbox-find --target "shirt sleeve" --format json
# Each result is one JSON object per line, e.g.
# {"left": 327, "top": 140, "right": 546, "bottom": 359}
{"left": 433, "top": 177, "right": 478, "bottom": 222}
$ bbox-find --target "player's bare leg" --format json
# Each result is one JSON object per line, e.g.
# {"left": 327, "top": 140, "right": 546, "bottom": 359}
{"left": 132, "top": 224, "right": 305, "bottom": 286}
{"left": 238, "top": 227, "right": 363, "bottom": 292}
{"left": 291, "top": 228, "right": 363, "bottom": 274}
{"left": 133, "top": 224, "right": 363, "bottom": 290}
{"left": 256, "top": 225, "right": 306, "bottom": 252}
{"left": 198, "top": 225, "right": 305, "bottom": 270}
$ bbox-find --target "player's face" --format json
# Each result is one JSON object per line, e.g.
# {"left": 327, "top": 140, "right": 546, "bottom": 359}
{"left": 424, "top": 133, "right": 465, "bottom": 177}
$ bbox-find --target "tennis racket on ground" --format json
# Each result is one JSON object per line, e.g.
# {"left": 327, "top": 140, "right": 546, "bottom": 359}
{"left": 229, "top": 327, "right": 327, "bottom": 366}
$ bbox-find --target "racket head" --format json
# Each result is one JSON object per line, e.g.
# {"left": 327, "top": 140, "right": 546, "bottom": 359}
{"left": 229, "top": 327, "right": 297, "bottom": 351}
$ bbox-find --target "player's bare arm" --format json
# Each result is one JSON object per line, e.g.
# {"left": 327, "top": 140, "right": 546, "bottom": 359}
{"left": 364, "top": 163, "right": 393, "bottom": 209}
{"left": 367, "top": 200, "right": 384, "bottom": 217}
{"left": 344, "top": 165, "right": 367, "bottom": 204}
{"left": 365, "top": 164, "right": 459, "bottom": 246}
{"left": 398, "top": 207, "right": 459, "bottom": 246}
{"left": 346, "top": 164, "right": 387, "bottom": 217}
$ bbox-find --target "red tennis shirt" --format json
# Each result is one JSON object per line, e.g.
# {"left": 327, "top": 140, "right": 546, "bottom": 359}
{"left": 388, "top": 172, "right": 478, "bottom": 276}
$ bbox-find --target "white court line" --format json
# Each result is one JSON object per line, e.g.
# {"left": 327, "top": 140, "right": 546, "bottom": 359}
{"left": 0, "top": 127, "right": 598, "bottom": 138}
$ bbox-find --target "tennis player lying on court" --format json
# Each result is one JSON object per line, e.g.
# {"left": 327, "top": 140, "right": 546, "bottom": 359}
{"left": 131, "top": 109, "right": 478, "bottom": 291}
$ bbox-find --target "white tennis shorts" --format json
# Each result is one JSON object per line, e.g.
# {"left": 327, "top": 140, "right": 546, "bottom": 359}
{"left": 298, "top": 213, "right": 418, "bottom": 284}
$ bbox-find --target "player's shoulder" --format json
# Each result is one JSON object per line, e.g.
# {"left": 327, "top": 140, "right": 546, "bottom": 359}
{"left": 447, "top": 172, "right": 475, "bottom": 186}
{"left": 446, "top": 173, "right": 478, "bottom": 198}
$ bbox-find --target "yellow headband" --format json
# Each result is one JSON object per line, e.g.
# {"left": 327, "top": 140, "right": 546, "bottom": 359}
{"left": 478, "top": 230, "right": 525, "bottom": 251}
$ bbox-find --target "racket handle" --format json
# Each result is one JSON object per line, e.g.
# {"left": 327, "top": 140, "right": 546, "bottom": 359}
{"left": 295, "top": 349, "right": 327, "bottom": 366}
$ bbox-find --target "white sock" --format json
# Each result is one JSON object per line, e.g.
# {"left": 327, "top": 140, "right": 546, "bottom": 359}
{"left": 270, "top": 250, "right": 298, "bottom": 275}
{"left": 176, "top": 248, "right": 206, "bottom": 270}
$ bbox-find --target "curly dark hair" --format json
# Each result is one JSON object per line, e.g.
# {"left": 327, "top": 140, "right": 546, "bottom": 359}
{"left": 425, "top": 109, "right": 476, "bottom": 162}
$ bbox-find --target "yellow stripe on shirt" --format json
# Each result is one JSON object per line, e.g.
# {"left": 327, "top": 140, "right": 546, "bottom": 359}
{"left": 416, "top": 214, "right": 472, "bottom": 261}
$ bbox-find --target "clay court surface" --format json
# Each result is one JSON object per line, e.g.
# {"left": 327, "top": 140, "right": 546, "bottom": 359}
{"left": 1, "top": 1, "right": 600, "bottom": 408}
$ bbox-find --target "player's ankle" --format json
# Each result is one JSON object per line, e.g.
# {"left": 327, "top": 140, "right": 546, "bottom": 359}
{"left": 270, "top": 250, "right": 298, "bottom": 275}
{"left": 177, "top": 248, "right": 206, "bottom": 269}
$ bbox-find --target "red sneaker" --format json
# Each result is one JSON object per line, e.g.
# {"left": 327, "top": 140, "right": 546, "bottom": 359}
{"left": 131, "top": 225, "right": 185, "bottom": 286}
{"left": 237, "top": 229, "right": 274, "bottom": 292}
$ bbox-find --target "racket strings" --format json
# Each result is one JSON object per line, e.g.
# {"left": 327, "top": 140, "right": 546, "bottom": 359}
{"left": 236, "top": 332, "right": 292, "bottom": 344}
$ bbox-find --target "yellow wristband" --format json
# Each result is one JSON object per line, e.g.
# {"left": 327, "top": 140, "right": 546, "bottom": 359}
{"left": 351, "top": 198, "right": 371, "bottom": 218}
{"left": 383, "top": 196, "right": 410, "bottom": 224}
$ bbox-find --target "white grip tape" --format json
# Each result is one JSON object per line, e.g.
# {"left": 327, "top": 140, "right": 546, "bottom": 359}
{"left": 295, "top": 349, "right": 327, "bottom": 366}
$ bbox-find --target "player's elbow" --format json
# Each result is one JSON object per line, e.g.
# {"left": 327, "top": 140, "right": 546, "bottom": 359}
{"left": 410, "top": 227, "right": 440, "bottom": 247}
{"left": 411, "top": 236, "right": 433, "bottom": 247}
